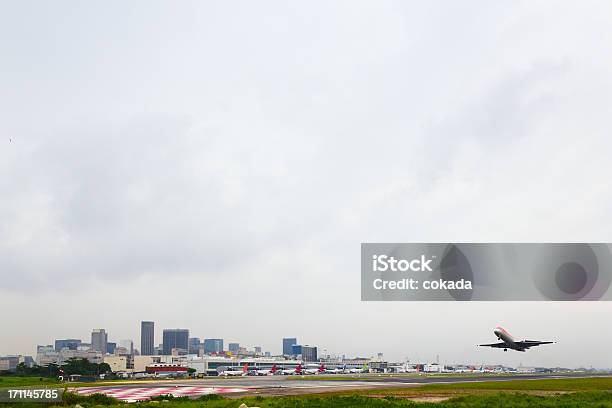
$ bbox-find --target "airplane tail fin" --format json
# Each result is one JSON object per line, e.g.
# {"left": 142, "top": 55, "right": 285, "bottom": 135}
{"left": 242, "top": 363, "right": 248, "bottom": 373}
{"left": 295, "top": 364, "right": 302, "bottom": 374}
{"left": 271, "top": 364, "right": 277, "bottom": 374}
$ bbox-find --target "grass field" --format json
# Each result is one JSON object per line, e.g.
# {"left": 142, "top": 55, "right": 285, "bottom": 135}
{"left": 0, "top": 376, "right": 60, "bottom": 388}
{"left": 343, "top": 376, "right": 612, "bottom": 405}
{"left": 10, "top": 390, "right": 611, "bottom": 407}
{"left": 422, "top": 377, "right": 612, "bottom": 392}
{"left": 357, "top": 376, "right": 612, "bottom": 397}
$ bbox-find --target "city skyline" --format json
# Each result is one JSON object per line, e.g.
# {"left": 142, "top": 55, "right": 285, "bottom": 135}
{"left": 7, "top": 319, "right": 611, "bottom": 370}
{"left": 29, "top": 322, "right": 304, "bottom": 359}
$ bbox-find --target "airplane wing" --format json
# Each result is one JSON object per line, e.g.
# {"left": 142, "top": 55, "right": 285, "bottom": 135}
{"left": 478, "top": 342, "right": 507, "bottom": 348}
{"left": 514, "top": 340, "right": 555, "bottom": 349}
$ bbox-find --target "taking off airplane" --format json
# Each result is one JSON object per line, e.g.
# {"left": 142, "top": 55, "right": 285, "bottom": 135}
{"left": 479, "top": 326, "right": 555, "bottom": 352}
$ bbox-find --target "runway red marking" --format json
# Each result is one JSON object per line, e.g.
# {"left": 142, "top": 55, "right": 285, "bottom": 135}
{"left": 73, "top": 386, "right": 248, "bottom": 401}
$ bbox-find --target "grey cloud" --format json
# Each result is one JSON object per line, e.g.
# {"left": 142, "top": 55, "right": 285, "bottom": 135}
{"left": 1, "top": 114, "right": 326, "bottom": 291}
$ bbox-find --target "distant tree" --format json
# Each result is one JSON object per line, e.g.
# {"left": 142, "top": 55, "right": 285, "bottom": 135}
{"left": 98, "top": 363, "right": 112, "bottom": 375}
{"left": 60, "top": 358, "right": 112, "bottom": 376}
{"left": 47, "top": 363, "right": 59, "bottom": 377}
{"left": 15, "top": 362, "right": 38, "bottom": 376}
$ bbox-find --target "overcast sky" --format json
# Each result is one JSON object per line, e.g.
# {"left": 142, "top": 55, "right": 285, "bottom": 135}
{"left": 2, "top": 1, "right": 612, "bottom": 368}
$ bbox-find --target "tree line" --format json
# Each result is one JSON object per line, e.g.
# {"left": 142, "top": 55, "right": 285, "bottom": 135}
{"left": 8, "top": 358, "right": 112, "bottom": 377}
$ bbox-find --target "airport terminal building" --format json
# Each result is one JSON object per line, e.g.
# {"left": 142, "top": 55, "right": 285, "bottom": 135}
{"left": 105, "top": 355, "right": 371, "bottom": 376}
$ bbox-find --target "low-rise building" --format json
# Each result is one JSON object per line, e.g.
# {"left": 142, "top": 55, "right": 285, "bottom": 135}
{"left": 36, "top": 346, "right": 103, "bottom": 366}
{"left": 133, "top": 356, "right": 159, "bottom": 373}
{"left": 104, "top": 356, "right": 128, "bottom": 372}
{"left": 0, "top": 355, "right": 35, "bottom": 372}
{"left": 0, "top": 358, "right": 18, "bottom": 372}
{"left": 185, "top": 356, "right": 302, "bottom": 376}
{"left": 36, "top": 346, "right": 59, "bottom": 366}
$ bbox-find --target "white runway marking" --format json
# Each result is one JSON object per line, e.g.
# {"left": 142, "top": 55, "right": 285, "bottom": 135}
{"left": 73, "top": 385, "right": 248, "bottom": 402}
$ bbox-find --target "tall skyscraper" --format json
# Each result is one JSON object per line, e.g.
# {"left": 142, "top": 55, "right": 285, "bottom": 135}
{"left": 91, "top": 329, "right": 108, "bottom": 353}
{"left": 203, "top": 338, "right": 224, "bottom": 354}
{"left": 162, "top": 329, "right": 189, "bottom": 355}
{"left": 228, "top": 343, "right": 240, "bottom": 353}
{"left": 291, "top": 344, "right": 303, "bottom": 356}
{"left": 301, "top": 345, "right": 318, "bottom": 362}
{"left": 282, "top": 337, "right": 297, "bottom": 356}
{"left": 188, "top": 337, "right": 200, "bottom": 354}
{"left": 141, "top": 321, "right": 154, "bottom": 356}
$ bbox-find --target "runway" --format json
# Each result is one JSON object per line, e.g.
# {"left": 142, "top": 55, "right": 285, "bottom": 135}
{"left": 70, "top": 372, "right": 612, "bottom": 402}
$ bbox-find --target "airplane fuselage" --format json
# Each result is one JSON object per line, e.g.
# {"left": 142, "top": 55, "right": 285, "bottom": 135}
{"left": 220, "top": 370, "right": 246, "bottom": 376}
{"left": 494, "top": 326, "right": 524, "bottom": 351}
